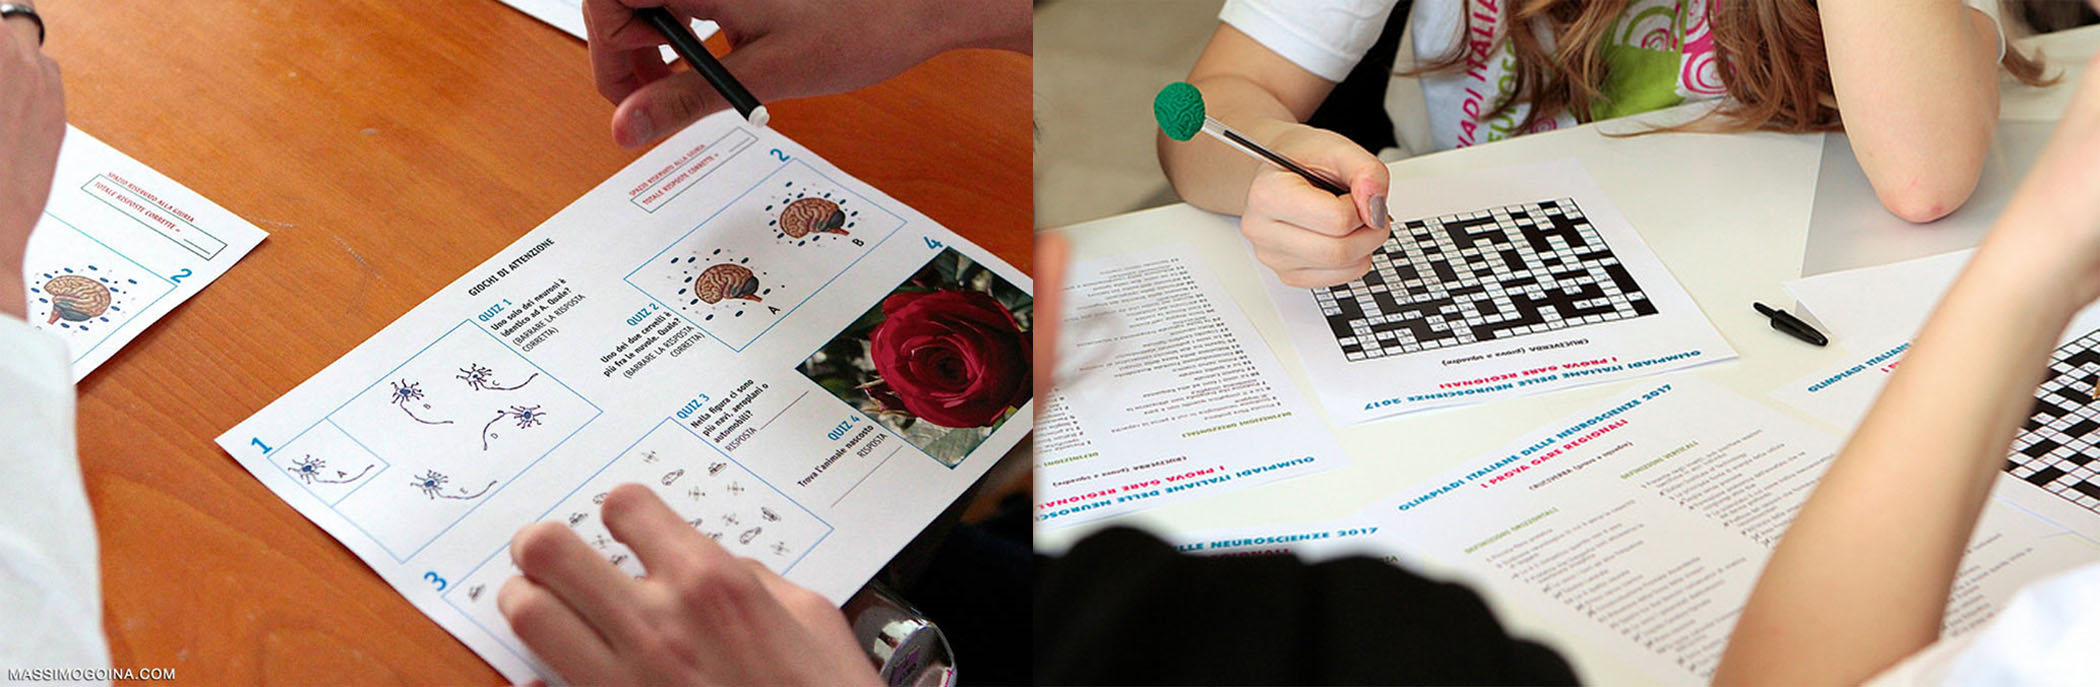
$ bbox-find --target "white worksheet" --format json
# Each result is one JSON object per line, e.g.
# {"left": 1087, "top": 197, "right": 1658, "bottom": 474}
{"left": 1786, "top": 250, "right": 2100, "bottom": 548}
{"left": 1769, "top": 338, "right": 1909, "bottom": 430}
{"left": 493, "top": 0, "right": 715, "bottom": 54}
{"left": 1258, "top": 160, "right": 1734, "bottom": 425}
{"left": 1785, "top": 249, "right": 1971, "bottom": 345}
{"left": 215, "top": 111, "right": 1032, "bottom": 682}
{"left": 1364, "top": 378, "right": 2100, "bottom": 684}
{"left": 1160, "top": 519, "right": 1396, "bottom": 563}
{"left": 1037, "top": 247, "right": 1345, "bottom": 529}
{"left": 497, "top": 0, "right": 588, "bottom": 38}
{"left": 22, "top": 126, "right": 267, "bottom": 380}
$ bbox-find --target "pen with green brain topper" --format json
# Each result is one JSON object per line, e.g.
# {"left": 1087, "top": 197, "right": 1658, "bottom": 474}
{"left": 1154, "top": 81, "right": 1349, "bottom": 195}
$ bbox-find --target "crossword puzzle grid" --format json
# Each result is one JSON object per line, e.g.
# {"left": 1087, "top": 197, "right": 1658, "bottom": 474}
{"left": 1314, "top": 198, "right": 1657, "bottom": 361}
{"left": 2010, "top": 330, "right": 2100, "bottom": 510}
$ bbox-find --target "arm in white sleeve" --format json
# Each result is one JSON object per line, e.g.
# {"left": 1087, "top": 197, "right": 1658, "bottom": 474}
{"left": 0, "top": 315, "right": 108, "bottom": 672}
{"left": 1219, "top": 0, "right": 1401, "bottom": 82}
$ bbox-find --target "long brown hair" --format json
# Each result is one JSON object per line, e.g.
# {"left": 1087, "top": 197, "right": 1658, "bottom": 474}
{"left": 1403, "top": 0, "right": 2054, "bottom": 135}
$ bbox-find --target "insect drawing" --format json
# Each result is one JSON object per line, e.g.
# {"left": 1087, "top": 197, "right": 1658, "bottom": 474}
{"left": 285, "top": 454, "right": 373, "bottom": 485}
{"left": 760, "top": 507, "right": 781, "bottom": 522}
{"left": 661, "top": 469, "right": 686, "bottom": 486}
{"left": 409, "top": 470, "right": 494, "bottom": 500}
{"left": 388, "top": 379, "right": 453, "bottom": 425}
{"left": 738, "top": 527, "right": 763, "bottom": 545}
{"left": 481, "top": 405, "right": 547, "bottom": 450}
{"left": 456, "top": 363, "right": 538, "bottom": 392}
{"left": 771, "top": 542, "right": 791, "bottom": 556}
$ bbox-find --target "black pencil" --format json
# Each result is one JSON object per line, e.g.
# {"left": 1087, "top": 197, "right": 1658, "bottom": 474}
{"left": 636, "top": 8, "right": 768, "bottom": 127}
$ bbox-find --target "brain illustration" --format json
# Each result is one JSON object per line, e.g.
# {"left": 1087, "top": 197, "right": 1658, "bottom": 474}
{"left": 694, "top": 264, "right": 763, "bottom": 304}
{"left": 42, "top": 275, "right": 112, "bottom": 324}
{"left": 779, "top": 197, "right": 849, "bottom": 238}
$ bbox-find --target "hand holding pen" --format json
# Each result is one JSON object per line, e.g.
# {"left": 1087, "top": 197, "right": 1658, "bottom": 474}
{"left": 581, "top": 0, "right": 1031, "bottom": 148}
{"left": 1156, "top": 82, "right": 1393, "bottom": 288}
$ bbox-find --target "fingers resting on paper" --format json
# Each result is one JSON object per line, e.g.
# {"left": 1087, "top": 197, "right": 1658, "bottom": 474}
{"left": 500, "top": 483, "right": 880, "bottom": 686}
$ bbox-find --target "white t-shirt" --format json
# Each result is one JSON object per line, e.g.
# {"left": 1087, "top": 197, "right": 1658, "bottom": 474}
{"left": 0, "top": 316, "right": 108, "bottom": 677}
{"left": 1220, "top": 0, "right": 2006, "bottom": 152}
{"left": 1870, "top": 562, "right": 2100, "bottom": 686}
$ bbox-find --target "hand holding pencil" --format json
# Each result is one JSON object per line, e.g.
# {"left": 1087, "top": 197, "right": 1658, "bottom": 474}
{"left": 1156, "top": 81, "right": 1393, "bottom": 289}
{"left": 581, "top": 0, "right": 1030, "bottom": 148}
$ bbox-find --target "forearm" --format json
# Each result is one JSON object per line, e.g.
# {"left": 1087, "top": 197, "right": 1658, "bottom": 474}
{"left": 1157, "top": 77, "right": 1305, "bottom": 215}
{"left": 1824, "top": 0, "right": 2001, "bottom": 222}
{"left": 1158, "top": 25, "right": 1336, "bottom": 216}
{"left": 921, "top": 0, "right": 1032, "bottom": 54}
{"left": 0, "top": 251, "right": 22, "bottom": 320}
{"left": 1716, "top": 232, "right": 2082, "bottom": 685}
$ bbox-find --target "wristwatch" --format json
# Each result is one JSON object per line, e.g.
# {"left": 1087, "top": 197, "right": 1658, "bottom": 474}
{"left": 845, "top": 583, "right": 957, "bottom": 687}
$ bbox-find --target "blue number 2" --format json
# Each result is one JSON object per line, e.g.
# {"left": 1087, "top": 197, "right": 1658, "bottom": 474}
{"left": 769, "top": 149, "right": 789, "bottom": 162}
{"left": 171, "top": 268, "right": 193, "bottom": 284}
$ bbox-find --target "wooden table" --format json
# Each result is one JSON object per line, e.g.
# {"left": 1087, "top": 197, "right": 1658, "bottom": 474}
{"left": 43, "top": 1, "right": 1031, "bottom": 682}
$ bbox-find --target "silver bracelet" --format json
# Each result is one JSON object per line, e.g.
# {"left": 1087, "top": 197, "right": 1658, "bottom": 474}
{"left": 0, "top": 4, "right": 42, "bottom": 46}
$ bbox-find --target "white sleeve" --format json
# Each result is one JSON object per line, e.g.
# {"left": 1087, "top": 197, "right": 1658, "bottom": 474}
{"left": 1963, "top": 0, "right": 2008, "bottom": 62}
{"left": 1869, "top": 563, "right": 2100, "bottom": 686}
{"left": 1218, "top": 0, "right": 1403, "bottom": 82}
{"left": 0, "top": 315, "right": 108, "bottom": 673}
{"left": 1863, "top": 632, "right": 1978, "bottom": 686}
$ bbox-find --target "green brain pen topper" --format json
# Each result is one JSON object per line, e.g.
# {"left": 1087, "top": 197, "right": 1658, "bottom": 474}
{"left": 1154, "top": 81, "right": 1349, "bottom": 195}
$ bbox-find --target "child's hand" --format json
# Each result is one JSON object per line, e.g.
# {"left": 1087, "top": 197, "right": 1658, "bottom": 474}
{"left": 1241, "top": 125, "right": 1390, "bottom": 288}
{"left": 498, "top": 483, "right": 879, "bottom": 686}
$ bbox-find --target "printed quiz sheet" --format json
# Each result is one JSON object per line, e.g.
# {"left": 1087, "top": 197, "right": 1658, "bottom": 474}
{"left": 23, "top": 126, "right": 265, "bottom": 379}
{"left": 1036, "top": 248, "right": 1345, "bottom": 528}
{"left": 1369, "top": 379, "right": 2099, "bottom": 684}
{"left": 493, "top": 0, "right": 716, "bottom": 50}
{"left": 1258, "top": 160, "right": 1734, "bottom": 424}
{"left": 1782, "top": 251, "right": 2100, "bottom": 550}
{"left": 216, "top": 112, "right": 1033, "bottom": 682}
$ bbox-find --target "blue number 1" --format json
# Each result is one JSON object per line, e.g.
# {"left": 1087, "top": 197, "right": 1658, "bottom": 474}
{"left": 251, "top": 437, "right": 273, "bottom": 454}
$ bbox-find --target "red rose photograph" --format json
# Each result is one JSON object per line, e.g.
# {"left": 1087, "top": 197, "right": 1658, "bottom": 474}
{"left": 796, "top": 248, "right": 1032, "bottom": 466}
